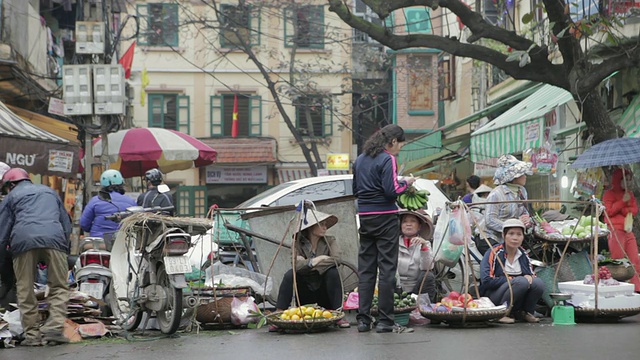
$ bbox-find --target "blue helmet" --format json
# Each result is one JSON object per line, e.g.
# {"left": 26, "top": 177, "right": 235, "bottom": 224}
{"left": 100, "top": 169, "right": 124, "bottom": 187}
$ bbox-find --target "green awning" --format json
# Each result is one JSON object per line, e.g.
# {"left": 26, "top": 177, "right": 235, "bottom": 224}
{"left": 401, "top": 134, "right": 469, "bottom": 175}
{"left": 618, "top": 94, "right": 640, "bottom": 137}
{"left": 440, "top": 83, "right": 544, "bottom": 133}
{"left": 398, "top": 131, "right": 442, "bottom": 173}
{"left": 470, "top": 84, "right": 574, "bottom": 162}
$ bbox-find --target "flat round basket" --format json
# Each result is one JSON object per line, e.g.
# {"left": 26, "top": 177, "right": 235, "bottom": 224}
{"left": 266, "top": 311, "right": 344, "bottom": 331}
{"left": 533, "top": 231, "right": 608, "bottom": 244}
{"left": 370, "top": 306, "right": 416, "bottom": 317}
{"left": 574, "top": 307, "right": 640, "bottom": 322}
{"left": 419, "top": 308, "right": 508, "bottom": 324}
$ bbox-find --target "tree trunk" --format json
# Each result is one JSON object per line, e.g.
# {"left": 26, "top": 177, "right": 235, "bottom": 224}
{"left": 578, "top": 90, "right": 620, "bottom": 143}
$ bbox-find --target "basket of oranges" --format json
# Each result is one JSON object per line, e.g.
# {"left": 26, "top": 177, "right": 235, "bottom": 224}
{"left": 266, "top": 305, "right": 344, "bottom": 330}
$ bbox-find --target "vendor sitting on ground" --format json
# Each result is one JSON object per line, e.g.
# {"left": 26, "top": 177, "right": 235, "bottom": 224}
{"left": 397, "top": 210, "right": 436, "bottom": 301}
{"left": 272, "top": 209, "right": 350, "bottom": 331}
{"left": 479, "top": 219, "right": 544, "bottom": 324}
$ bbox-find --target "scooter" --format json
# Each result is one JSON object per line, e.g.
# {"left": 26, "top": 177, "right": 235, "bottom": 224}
{"left": 107, "top": 205, "right": 198, "bottom": 335}
{"left": 74, "top": 237, "right": 112, "bottom": 316}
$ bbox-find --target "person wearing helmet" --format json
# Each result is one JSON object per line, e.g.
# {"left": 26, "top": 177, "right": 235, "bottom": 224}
{"left": 479, "top": 219, "right": 544, "bottom": 324}
{"left": 396, "top": 210, "right": 436, "bottom": 301}
{"left": 80, "top": 169, "right": 136, "bottom": 239}
{"left": 137, "top": 168, "right": 174, "bottom": 215}
{"left": 0, "top": 168, "right": 72, "bottom": 345}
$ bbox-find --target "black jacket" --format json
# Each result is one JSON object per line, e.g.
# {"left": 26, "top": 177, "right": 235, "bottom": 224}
{"left": 136, "top": 188, "right": 174, "bottom": 215}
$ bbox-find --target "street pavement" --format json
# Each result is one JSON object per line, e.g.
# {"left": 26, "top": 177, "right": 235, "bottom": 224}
{"left": 4, "top": 313, "right": 640, "bottom": 360}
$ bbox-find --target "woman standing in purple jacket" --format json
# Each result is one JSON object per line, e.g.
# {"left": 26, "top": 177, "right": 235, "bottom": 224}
{"left": 353, "top": 124, "right": 415, "bottom": 333}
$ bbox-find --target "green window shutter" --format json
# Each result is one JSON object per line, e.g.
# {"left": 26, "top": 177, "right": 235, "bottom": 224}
{"left": 177, "top": 95, "right": 190, "bottom": 134}
{"left": 210, "top": 95, "right": 223, "bottom": 136}
{"left": 324, "top": 98, "right": 333, "bottom": 136}
{"left": 250, "top": 7, "right": 261, "bottom": 46}
{"left": 249, "top": 95, "right": 262, "bottom": 136}
{"left": 164, "top": 4, "right": 180, "bottom": 47}
{"left": 284, "top": 6, "right": 324, "bottom": 49}
{"left": 137, "top": 4, "right": 179, "bottom": 47}
{"left": 176, "top": 186, "right": 207, "bottom": 217}
{"left": 149, "top": 94, "right": 164, "bottom": 127}
{"left": 136, "top": 4, "right": 150, "bottom": 46}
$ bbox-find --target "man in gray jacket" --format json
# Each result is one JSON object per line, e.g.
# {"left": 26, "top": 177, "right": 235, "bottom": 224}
{"left": 0, "top": 168, "right": 71, "bottom": 346}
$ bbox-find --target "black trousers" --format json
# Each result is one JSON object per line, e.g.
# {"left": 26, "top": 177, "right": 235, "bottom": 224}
{"left": 276, "top": 267, "right": 342, "bottom": 310}
{"left": 411, "top": 270, "right": 437, "bottom": 303}
{"left": 357, "top": 213, "right": 400, "bottom": 327}
{"left": 0, "top": 249, "right": 16, "bottom": 308}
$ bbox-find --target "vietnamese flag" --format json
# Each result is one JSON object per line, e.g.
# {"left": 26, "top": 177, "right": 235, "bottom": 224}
{"left": 231, "top": 94, "right": 239, "bottom": 138}
{"left": 118, "top": 41, "right": 136, "bottom": 79}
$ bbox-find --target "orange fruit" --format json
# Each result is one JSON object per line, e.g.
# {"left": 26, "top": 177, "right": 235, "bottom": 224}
{"left": 322, "top": 310, "right": 333, "bottom": 319}
{"left": 291, "top": 314, "right": 301, "bottom": 321}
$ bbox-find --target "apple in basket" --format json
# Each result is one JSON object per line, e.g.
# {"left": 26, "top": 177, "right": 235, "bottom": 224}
{"left": 448, "top": 291, "right": 461, "bottom": 299}
{"left": 458, "top": 293, "right": 473, "bottom": 305}
{"left": 467, "top": 301, "right": 478, "bottom": 308}
{"left": 440, "top": 297, "right": 454, "bottom": 307}
{"left": 451, "top": 300, "right": 463, "bottom": 307}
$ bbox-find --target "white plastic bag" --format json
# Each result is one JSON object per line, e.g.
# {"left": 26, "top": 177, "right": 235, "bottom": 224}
{"left": 433, "top": 205, "right": 464, "bottom": 267}
{"left": 230, "top": 296, "right": 259, "bottom": 326}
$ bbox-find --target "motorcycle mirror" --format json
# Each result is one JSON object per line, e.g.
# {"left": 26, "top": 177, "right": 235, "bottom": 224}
{"left": 157, "top": 184, "right": 170, "bottom": 194}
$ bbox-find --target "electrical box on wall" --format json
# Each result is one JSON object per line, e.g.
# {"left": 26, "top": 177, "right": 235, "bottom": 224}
{"left": 93, "top": 65, "right": 126, "bottom": 114}
{"left": 76, "top": 21, "right": 105, "bottom": 54}
{"left": 62, "top": 65, "right": 93, "bottom": 115}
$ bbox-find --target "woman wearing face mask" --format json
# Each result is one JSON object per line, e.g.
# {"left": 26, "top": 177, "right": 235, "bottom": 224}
{"left": 469, "top": 184, "right": 493, "bottom": 251}
{"left": 603, "top": 168, "right": 640, "bottom": 292}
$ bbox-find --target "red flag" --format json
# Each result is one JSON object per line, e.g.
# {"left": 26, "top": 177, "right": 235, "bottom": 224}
{"left": 231, "top": 94, "right": 239, "bottom": 138}
{"left": 118, "top": 41, "right": 136, "bottom": 79}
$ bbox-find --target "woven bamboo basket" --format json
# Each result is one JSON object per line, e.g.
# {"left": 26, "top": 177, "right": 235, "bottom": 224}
{"left": 266, "top": 310, "right": 344, "bottom": 331}
{"left": 195, "top": 287, "right": 252, "bottom": 324}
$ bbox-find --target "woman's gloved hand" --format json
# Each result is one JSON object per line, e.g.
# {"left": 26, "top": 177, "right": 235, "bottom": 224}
{"left": 310, "top": 255, "right": 331, "bottom": 267}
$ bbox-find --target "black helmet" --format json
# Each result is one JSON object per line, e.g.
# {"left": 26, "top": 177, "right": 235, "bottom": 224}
{"left": 145, "top": 168, "right": 163, "bottom": 185}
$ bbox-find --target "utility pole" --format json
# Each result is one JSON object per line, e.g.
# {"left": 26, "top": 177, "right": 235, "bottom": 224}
{"left": 63, "top": 0, "right": 126, "bottom": 202}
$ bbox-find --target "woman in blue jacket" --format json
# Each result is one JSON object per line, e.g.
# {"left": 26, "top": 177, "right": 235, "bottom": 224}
{"left": 480, "top": 218, "right": 545, "bottom": 324}
{"left": 80, "top": 170, "right": 136, "bottom": 241}
{"left": 353, "top": 124, "right": 415, "bottom": 333}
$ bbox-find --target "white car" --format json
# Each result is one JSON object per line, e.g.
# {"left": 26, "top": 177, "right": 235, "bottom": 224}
{"left": 236, "top": 174, "right": 449, "bottom": 218}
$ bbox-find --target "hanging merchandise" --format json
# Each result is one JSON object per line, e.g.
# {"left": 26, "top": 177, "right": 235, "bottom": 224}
{"left": 529, "top": 129, "right": 559, "bottom": 175}
{"left": 573, "top": 168, "right": 605, "bottom": 197}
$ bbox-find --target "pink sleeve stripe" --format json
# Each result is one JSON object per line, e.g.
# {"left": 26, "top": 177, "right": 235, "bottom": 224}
{"left": 388, "top": 152, "right": 407, "bottom": 194}
{"left": 359, "top": 209, "right": 401, "bottom": 216}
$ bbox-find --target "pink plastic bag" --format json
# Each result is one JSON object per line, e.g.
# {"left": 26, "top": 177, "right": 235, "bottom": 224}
{"left": 230, "top": 296, "right": 259, "bottom": 325}
{"left": 343, "top": 291, "right": 359, "bottom": 310}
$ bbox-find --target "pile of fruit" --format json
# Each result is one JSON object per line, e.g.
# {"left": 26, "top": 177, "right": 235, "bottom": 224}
{"left": 423, "top": 292, "right": 478, "bottom": 313}
{"left": 278, "top": 305, "right": 337, "bottom": 321}
{"left": 397, "top": 185, "right": 430, "bottom": 211}
{"left": 583, "top": 266, "right": 620, "bottom": 286}
{"left": 372, "top": 292, "right": 416, "bottom": 310}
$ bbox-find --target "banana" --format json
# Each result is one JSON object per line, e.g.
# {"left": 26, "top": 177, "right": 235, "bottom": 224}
{"left": 398, "top": 193, "right": 408, "bottom": 208}
{"left": 408, "top": 195, "right": 419, "bottom": 210}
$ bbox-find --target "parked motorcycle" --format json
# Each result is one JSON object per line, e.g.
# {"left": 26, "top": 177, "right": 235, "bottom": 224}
{"left": 75, "top": 237, "right": 112, "bottom": 315}
{"left": 106, "top": 205, "right": 199, "bottom": 335}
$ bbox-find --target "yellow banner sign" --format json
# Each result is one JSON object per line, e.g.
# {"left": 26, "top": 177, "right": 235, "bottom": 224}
{"left": 327, "top": 153, "right": 350, "bottom": 170}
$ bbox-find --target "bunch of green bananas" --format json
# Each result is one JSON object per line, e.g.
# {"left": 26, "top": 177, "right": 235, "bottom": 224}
{"left": 397, "top": 187, "right": 430, "bottom": 210}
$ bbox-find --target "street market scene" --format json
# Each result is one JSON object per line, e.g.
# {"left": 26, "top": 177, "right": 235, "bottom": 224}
{"left": 1, "top": 0, "right": 640, "bottom": 357}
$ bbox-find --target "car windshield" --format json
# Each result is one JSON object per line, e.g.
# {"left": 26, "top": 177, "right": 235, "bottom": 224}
{"left": 236, "top": 182, "right": 296, "bottom": 208}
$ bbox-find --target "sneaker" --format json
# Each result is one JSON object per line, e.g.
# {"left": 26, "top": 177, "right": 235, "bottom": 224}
{"left": 497, "top": 316, "right": 515, "bottom": 324}
{"left": 43, "top": 333, "right": 69, "bottom": 346}
{"left": 21, "top": 337, "right": 43, "bottom": 347}
{"left": 375, "top": 323, "right": 414, "bottom": 333}
{"left": 336, "top": 319, "right": 351, "bottom": 328}
{"left": 357, "top": 320, "right": 371, "bottom": 333}
{"left": 523, "top": 312, "right": 540, "bottom": 323}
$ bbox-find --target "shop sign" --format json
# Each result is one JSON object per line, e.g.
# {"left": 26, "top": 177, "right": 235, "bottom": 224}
{"left": 327, "top": 153, "right": 350, "bottom": 170}
{"left": 206, "top": 165, "right": 267, "bottom": 184}
{"left": 48, "top": 150, "right": 75, "bottom": 173}
{"left": 48, "top": 97, "right": 65, "bottom": 116}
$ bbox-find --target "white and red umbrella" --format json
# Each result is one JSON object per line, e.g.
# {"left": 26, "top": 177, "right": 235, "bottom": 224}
{"left": 93, "top": 127, "right": 217, "bottom": 177}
